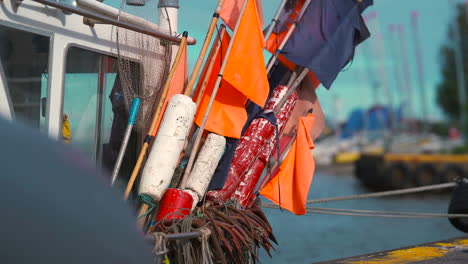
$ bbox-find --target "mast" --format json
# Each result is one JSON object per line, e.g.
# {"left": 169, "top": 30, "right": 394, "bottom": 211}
{"left": 159, "top": 0, "right": 179, "bottom": 61}
{"left": 411, "top": 11, "right": 429, "bottom": 134}
{"left": 389, "top": 24, "right": 405, "bottom": 130}
{"left": 363, "top": 12, "right": 393, "bottom": 142}
{"left": 397, "top": 24, "right": 415, "bottom": 131}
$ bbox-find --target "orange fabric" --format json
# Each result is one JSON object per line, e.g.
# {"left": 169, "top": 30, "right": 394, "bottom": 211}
{"left": 222, "top": 0, "right": 269, "bottom": 107}
{"left": 265, "top": 0, "right": 305, "bottom": 53}
{"left": 152, "top": 44, "right": 188, "bottom": 136}
{"left": 220, "top": 0, "right": 264, "bottom": 31}
{"left": 194, "top": 29, "right": 248, "bottom": 139}
{"left": 260, "top": 114, "right": 316, "bottom": 215}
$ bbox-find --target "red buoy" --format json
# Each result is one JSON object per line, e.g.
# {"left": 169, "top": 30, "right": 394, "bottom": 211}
{"left": 156, "top": 188, "right": 194, "bottom": 220}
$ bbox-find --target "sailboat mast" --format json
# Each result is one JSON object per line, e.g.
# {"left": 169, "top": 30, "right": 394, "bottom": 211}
{"left": 411, "top": 11, "right": 429, "bottom": 133}
{"left": 389, "top": 25, "right": 405, "bottom": 125}
{"left": 397, "top": 24, "right": 415, "bottom": 128}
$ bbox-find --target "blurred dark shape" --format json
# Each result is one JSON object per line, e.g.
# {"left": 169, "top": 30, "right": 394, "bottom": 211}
{"left": 0, "top": 117, "right": 152, "bottom": 263}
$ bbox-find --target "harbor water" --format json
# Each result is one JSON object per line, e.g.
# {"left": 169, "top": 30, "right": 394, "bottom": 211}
{"left": 260, "top": 166, "right": 465, "bottom": 263}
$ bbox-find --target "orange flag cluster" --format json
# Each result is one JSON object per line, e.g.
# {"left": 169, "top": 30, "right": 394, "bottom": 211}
{"left": 260, "top": 114, "right": 316, "bottom": 215}
{"left": 194, "top": 0, "right": 321, "bottom": 215}
{"left": 220, "top": 0, "right": 264, "bottom": 31}
{"left": 195, "top": 0, "right": 269, "bottom": 139}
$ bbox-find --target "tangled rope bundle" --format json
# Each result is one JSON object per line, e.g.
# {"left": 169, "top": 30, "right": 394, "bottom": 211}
{"left": 149, "top": 203, "right": 277, "bottom": 264}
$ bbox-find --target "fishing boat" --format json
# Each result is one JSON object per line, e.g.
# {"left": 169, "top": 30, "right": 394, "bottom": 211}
{"left": 2, "top": 0, "right": 467, "bottom": 263}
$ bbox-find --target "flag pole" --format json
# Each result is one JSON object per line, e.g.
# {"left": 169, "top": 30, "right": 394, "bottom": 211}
{"left": 179, "top": 0, "right": 250, "bottom": 189}
{"left": 265, "top": 0, "right": 312, "bottom": 74}
{"left": 194, "top": 25, "right": 227, "bottom": 107}
{"left": 184, "top": 0, "right": 225, "bottom": 97}
{"left": 123, "top": 32, "right": 188, "bottom": 200}
{"left": 263, "top": 0, "right": 288, "bottom": 41}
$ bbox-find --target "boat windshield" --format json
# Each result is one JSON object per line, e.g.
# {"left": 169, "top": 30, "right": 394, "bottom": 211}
{"left": 0, "top": 24, "right": 49, "bottom": 132}
{"left": 63, "top": 46, "right": 138, "bottom": 176}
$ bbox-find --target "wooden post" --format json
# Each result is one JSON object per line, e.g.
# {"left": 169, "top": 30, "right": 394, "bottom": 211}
{"left": 194, "top": 25, "right": 227, "bottom": 107}
{"left": 183, "top": 0, "right": 225, "bottom": 97}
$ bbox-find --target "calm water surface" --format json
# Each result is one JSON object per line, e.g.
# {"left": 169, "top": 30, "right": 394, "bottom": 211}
{"left": 259, "top": 168, "right": 465, "bottom": 263}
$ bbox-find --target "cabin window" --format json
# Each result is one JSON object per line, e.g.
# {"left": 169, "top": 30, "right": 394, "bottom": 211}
{"left": 0, "top": 25, "right": 49, "bottom": 131}
{"left": 63, "top": 46, "right": 138, "bottom": 178}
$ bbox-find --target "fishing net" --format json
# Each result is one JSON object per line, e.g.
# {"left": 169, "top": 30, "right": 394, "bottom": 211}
{"left": 114, "top": 0, "right": 172, "bottom": 133}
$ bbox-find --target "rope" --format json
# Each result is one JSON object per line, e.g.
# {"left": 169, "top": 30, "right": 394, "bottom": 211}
{"left": 199, "top": 227, "right": 214, "bottom": 264}
{"left": 138, "top": 194, "right": 156, "bottom": 219}
{"left": 306, "top": 182, "right": 457, "bottom": 204}
{"left": 153, "top": 232, "right": 168, "bottom": 256}
{"left": 306, "top": 209, "right": 468, "bottom": 219}
{"left": 261, "top": 182, "right": 465, "bottom": 219}
{"left": 262, "top": 204, "right": 468, "bottom": 219}
{"left": 307, "top": 207, "right": 468, "bottom": 218}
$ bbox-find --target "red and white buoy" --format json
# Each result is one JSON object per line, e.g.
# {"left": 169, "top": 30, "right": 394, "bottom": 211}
{"left": 206, "top": 85, "right": 298, "bottom": 205}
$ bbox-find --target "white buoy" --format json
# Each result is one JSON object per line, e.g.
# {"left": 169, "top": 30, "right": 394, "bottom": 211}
{"left": 139, "top": 94, "right": 196, "bottom": 201}
{"left": 186, "top": 133, "right": 226, "bottom": 199}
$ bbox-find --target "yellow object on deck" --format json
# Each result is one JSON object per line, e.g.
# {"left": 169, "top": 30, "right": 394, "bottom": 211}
{"left": 317, "top": 237, "right": 468, "bottom": 264}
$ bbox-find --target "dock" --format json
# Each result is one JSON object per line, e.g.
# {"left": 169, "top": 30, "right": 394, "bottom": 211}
{"left": 317, "top": 236, "right": 468, "bottom": 264}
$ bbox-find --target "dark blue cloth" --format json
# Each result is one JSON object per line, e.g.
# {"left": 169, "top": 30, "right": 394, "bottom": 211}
{"left": 281, "top": 0, "right": 372, "bottom": 89}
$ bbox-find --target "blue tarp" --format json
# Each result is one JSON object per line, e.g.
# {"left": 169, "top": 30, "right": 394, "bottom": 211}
{"left": 340, "top": 105, "right": 401, "bottom": 139}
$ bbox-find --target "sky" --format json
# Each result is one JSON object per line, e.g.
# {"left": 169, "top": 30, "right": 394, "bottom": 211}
{"left": 106, "top": 0, "right": 468, "bottom": 124}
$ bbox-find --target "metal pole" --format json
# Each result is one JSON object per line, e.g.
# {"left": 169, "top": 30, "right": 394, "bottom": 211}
{"left": 263, "top": 0, "right": 288, "bottom": 41}
{"left": 265, "top": 0, "right": 312, "bottom": 74}
{"left": 411, "top": 11, "right": 429, "bottom": 134}
{"left": 451, "top": 1, "right": 468, "bottom": 140}
{"left": 31, "top": 0, "right": 194, "bottom": 45}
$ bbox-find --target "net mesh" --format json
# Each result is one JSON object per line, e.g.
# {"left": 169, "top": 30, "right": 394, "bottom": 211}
{"left": 114, "top": 0, "right": 172, "bottom": 133}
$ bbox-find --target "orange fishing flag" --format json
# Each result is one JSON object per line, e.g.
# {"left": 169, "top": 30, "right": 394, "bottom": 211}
{"left": 222, "top": 0, "right": 269, "bottom": 107}
{"left": 194, "top": 29, "right": 248, "bottom": 139}
{"left": 152, "top": 44, "right": 188, "bottom": 135}
{"left": 260, "top": 114, "right": 316, "bottom": 215}
{"left": 220, "top": 0, "right": 264, "bottom": 31}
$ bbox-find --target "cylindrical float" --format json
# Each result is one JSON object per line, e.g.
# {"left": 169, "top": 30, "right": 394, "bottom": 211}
{"left": 156, "top": 188, "right": 193, "bottom": 220}
{"left": 206, "top": 85, "right": 298, "bottom": 203}
{"left": 186, "top": 133, "right": 226, "bottom": 199}
{"left": 139, "top": 94, "right": 196, "bottom": 201}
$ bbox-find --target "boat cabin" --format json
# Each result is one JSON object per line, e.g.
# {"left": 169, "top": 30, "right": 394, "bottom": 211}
{"left": 0, "top": 0, "right": 185, "bottom": 174}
